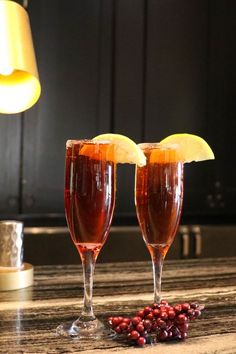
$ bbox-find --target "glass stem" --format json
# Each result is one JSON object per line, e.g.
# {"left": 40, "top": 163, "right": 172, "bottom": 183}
{"left": 151, "top": 251, "right": 164, "bottom": 304}
{"left": 80, "top": 250, "right": 96, "bottom": 322}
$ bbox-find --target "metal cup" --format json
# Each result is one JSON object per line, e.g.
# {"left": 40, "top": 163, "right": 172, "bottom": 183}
{"left": 0, "top": 221, "right": 23, "bottom": 269}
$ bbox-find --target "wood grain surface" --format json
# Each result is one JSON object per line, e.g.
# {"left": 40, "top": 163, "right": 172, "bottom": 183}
{"left": 0, "top": 258, "right": 235, "bottom": 353}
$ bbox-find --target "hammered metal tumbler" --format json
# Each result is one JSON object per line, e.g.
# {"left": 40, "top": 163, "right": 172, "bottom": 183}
{"left": 0, "top": 220, "right": 23, "bottom": 269}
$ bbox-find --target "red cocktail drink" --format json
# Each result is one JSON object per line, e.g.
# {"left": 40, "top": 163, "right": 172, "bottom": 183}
{"left": 57, "top": 139, "right": 116, "bottom": 339}
{"left": 65, "top": 140, "right": 116, "bottom": 260}
{"left": 135, "top": 143, "right": 183, "bottom": 302}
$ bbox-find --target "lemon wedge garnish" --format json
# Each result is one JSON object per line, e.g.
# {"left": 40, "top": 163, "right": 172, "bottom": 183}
{"left": 92, "top": 133, "right": 146, "bottom": 166}
{"left": 160, "top": 133, "right": 215, "bottom": 163}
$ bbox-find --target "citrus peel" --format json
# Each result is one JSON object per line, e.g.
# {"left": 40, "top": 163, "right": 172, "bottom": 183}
{"left": 160, "top": 133, "right": 215, "bottom": 163}
{"left": 92, "top": 133, "right": 146, "bottom": 166}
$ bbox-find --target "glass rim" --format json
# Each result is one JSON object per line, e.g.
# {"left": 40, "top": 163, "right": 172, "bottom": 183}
{"left": 138, "top": 142, "right": 179, "bottom": 150}
{"left": 66, "top": 139, "right": 112, "bottom": 148}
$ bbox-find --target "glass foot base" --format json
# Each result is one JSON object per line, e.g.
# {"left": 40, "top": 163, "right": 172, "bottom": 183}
{"left": 56, "top": 318, "right": 116, "bottom": 339}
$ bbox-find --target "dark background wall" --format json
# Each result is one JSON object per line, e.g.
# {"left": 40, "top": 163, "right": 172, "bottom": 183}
{"left": 0, "top": 0, "right": 235, "bottom": 226}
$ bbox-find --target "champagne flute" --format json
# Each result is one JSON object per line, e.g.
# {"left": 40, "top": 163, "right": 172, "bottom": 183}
{"left": 57, "top": 139, "right": 116, "bottom": 338}
{"left": 135, "top": 143, "right": 183, "bottom": 303}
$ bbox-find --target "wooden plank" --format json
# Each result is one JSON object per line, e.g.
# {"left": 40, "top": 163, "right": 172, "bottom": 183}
{"left": 96, "top": 0, "right": 114, "bottom": 133}
{"left": 144, "top": 1, "right": 216, "bottom": 217}
{"left": 112, "top": 0, "right": 145, "bottom": 216}
{"left": 112, "top": 0, "right": 145, "bottom": 140}
{"left": 145, "top": 0, "right": 208, "bottom": 140}
{"left": 0, "top": 115, "right": 21, "bottom": 214}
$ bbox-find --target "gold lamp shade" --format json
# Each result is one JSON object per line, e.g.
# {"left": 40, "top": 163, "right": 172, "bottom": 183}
{"left": 0, "top": 0, "right": 41, "bottom": 114}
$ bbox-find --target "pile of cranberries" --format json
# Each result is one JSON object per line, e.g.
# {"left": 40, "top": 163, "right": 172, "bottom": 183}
{"left": 107, "top": 300, "right": 204, "bottom": 346}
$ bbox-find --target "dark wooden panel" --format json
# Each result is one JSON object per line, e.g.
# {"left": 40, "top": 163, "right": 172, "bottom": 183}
{"left": 112, "top": 0, "right": 145, "bottom": 215}
{"left": 23, "top": 226, "right": 182, "bottom": 265}
{"left": 0, "top": 115, "right": 21, "bottom": 213}
{"left": 113, "top": 0, "right": 145, "bottom": 139}
{"left": 96, "top": 0, "right": 114, "bottom": 133}
{"left": 145, "top": 0, "right": 208, "bottom": 140}
{"left": 22, "top": 0, "right": 112, "bottom": 213}
{"left": 200, "top": 226, "right": 236, "bottom": 258}
{"left": 207, "top": 0, "right": 236, "bottom": 215}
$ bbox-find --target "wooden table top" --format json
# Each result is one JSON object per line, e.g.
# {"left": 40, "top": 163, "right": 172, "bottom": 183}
{"left": 0, "top": 257, "right": 236, "bottom": 353}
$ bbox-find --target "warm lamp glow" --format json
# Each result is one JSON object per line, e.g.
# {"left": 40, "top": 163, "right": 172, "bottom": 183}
{"left": 0, "top": 66, "right": 14, "bottom": 76}
{"left": 0, "top": 0, "right": 41, "bottom": 114}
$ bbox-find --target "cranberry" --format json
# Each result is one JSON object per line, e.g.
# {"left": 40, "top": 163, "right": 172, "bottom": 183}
{"left": 182, "top": 303, "right": 191, "bottom": 312}
{"left": 130, "top": 330, "right": 140, "bottom": 340}
{"left": 144, "top": 306, "right": 153, "bottom": 315}
{"left": 180, "top": 331, "right": 188, "bottom": 340}
{"left": 160, "top": 311, "right": 168, "bottom": 320}
{"left": 159, "top": 305, "right": 167, "bottom": 312}
{"left": 157, "top": 319, "right": 167, "bottom": 329}
{"left": 168, "top": 310, "right": 176, "bottom": 320}
{"left": 137, "top": 336, "right": 146, "bottom": 346}
{"left": 153, "top": 309, "right": 161, "bottom": 317}
{"left": 187, "top": 308, "right": 195, "bottom": 319}
{"left": 152, "top": 321, "right": 159, "bottom": 330}
{"left": 114, "top": 325, "right": 121, "bottom": 334}
{"left": 126, "top": 325, "right": 132, "bottom": 333}
{"left": 194, "top": 309, "right": 201, "bottom": 318}
{"left": 174, "top": 304, "right": 182, "bottom": 314}
{"left": 119, "top": 322, "right": 128, "bottom": 331}
{"left": 136, "top": 310, "right": 145, "bottom": 318}
{"left": 166, "top": 320, "right": 173, "bottom": 329}
{"left": 178, "top": 322, "right": 189, "bottom": 332}
{"left": 136, "top": 323, "right": 145, "bottom": 333}
{"left": 171, "top": 326, "right": 181, "bottom": 338}
{"left": 132, "top": 316, "right": 142, "bottom": 326}
{"left": 122, "top": 317, "right": 131, "bottom": 324}
{"left": 112, "top": 317, "right": 122, "bottom": 326}
{"left": 146, "top": 313, "right": 154, "bottom": 321}
{"left": 143, "top": 319, "right": 152, "bottom": 331}
{"left": 158, "top": 330, "right": 168, "bottom": 341}
{"left": 177, "top": 314, "right": 187, "bottom": 324}
{"left": 190, "top": 302, "right": 198, "bottom": 309}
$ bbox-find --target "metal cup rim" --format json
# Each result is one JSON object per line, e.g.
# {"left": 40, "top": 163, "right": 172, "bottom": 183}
{"left": 0, "top": 220, "right": 24, "bottom": 226}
